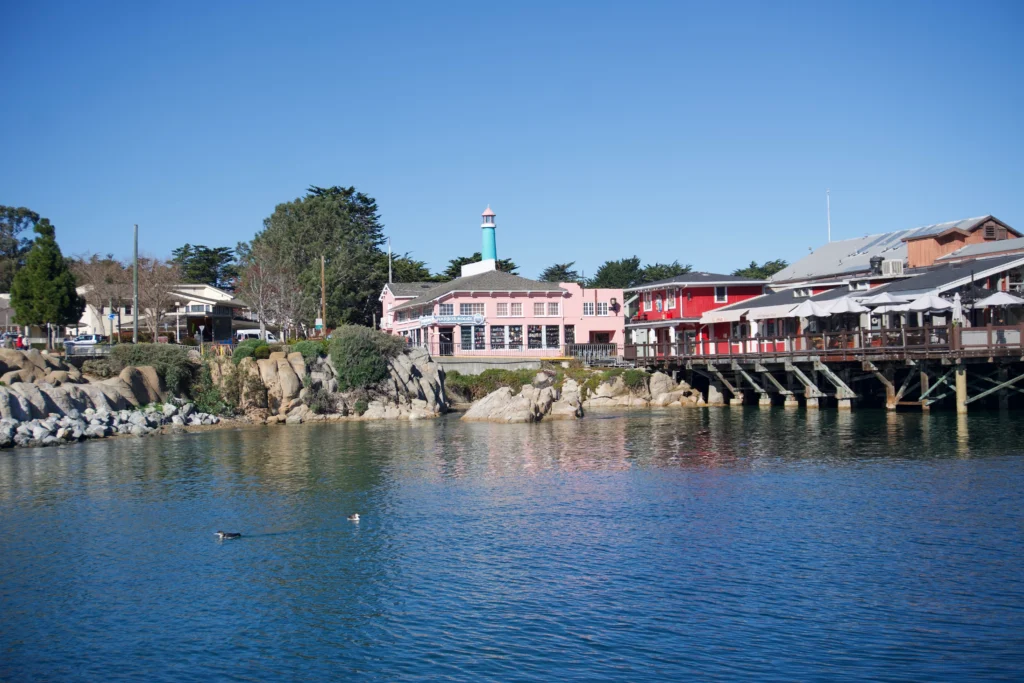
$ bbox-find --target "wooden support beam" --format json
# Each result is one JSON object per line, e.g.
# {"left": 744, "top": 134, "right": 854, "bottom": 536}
{"left": 894, "top": 369, "right": 917, "bottom": 403}
{"left": 919, "top": 368, "right": 953, "bottom": 402}
{"left": 956, "top": 364, "right": 968, "bottom": 413}
{"left": 703, "top": 364, "right": 741, "bottom": 397}
{"left": 813, "top": 360, "right": 857, "bottom": 400}
{"left": 732, "top": 364, "right": 766, "bottom": 394}
{"left": 973, "top": 374, "right": 1024, "bottom": 397}
{"left": 761, "top": 371, "right": 793, "bottom": 395}
{"left": 785, "top": 362, "right": 825, "bottom": 398}
{"left": 964, "top": 368, "right": 1024, "bottom": 406}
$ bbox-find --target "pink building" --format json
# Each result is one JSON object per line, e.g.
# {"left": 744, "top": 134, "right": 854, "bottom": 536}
{"left": 379, "top": 208, "right": 624, "bottom": 358}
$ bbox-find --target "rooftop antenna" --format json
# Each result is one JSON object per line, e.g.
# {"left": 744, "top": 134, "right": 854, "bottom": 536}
{"left": 826, "top": 189, "right": 832, "bottom": 243}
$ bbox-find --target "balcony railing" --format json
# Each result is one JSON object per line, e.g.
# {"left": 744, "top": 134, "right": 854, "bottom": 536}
{"left": 624, "top": 325, "right": 1024, "bottom": 362}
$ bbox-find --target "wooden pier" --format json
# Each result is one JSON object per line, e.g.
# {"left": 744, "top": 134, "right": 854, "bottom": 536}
{"left": 624, "top": 324, "right": 1024, "bottom": 412}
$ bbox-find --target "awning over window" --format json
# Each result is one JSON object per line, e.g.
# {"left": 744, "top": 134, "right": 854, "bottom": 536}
{"left": 700, "top": 308, "right": 748, "bottom": 324}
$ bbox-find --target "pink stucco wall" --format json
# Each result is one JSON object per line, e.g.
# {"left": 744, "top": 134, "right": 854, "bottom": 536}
{"left": 379, "top": 282, "right": 625, "bottom": 354}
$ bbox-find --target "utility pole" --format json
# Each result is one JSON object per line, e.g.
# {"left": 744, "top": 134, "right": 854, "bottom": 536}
{"left": 388, "top": 237, "right": 392, "bottom": 284}
{"left": 826, "top": 189, "right": 832, "bottom": 244}
{"left": 320, "top": 254, "right": 327, "bottom": 338}
{"left": 132, "top": 224, "right": 139, "bottom": 343}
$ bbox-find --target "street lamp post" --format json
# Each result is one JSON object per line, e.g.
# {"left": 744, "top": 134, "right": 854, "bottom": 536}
{"left": 198, "top": 325, "right": 205, "bottom": 355}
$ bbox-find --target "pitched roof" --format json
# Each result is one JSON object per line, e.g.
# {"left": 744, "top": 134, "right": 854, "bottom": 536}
{"left": 769, "top": 216, "right": 1000, "bottom": 284}
{"left": 624, "top": 272, "right": 765, "bottom": 293}
{"left": 385, "top": 282, "right": 438, "bottom": 297}
{"left": 937, "top": 236, "right": 1024, "bottom": 262}
{"left": 867, "top": 254, "right": 1024, "bottom": 296}
{"left": 393, "top": 270, "right": 564, "bottom": 311}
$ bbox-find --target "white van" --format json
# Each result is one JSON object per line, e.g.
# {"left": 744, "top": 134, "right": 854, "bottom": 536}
{"left": 236, "top": 329, "right": 278, "bottom": 343}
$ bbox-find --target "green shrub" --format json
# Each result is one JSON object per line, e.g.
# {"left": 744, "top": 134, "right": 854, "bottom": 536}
{"left": 191, "top": 361, "right": 232, "bottom": 415}
{"left": 444, "top": 368, "right": 539, "bottom": 400}
{"left": 253, "top": 345, "right": 271, "bottom": 360}
{"left": 233, "top": 338, "right": 268, "bottom": 365}
{"left": 291, "top": 340, "right": 326, "bottom": 364}
{"left": 109, "top": 343, "right": 194, "bottom": 396}
{"left": 621, "top": 369, "right": 649, "bottom": 392}
{"left": 353, "top": 399, "right": 369, "bottom": 416}
{"left": 328, "top": 325, "right": 405, "bottom": 391}
{"left": 307, "top": 386, "right": 333, "bottom": 414}
{"left": 82, "top": 358, "right": 116, "bottom": 378}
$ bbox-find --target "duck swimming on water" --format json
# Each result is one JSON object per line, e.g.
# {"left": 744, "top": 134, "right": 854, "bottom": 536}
{"left": 347, "top": 514, "right": 360, "bottom": 522}
{"left": 215, "top": 531, "right": 242, "bottom": 540}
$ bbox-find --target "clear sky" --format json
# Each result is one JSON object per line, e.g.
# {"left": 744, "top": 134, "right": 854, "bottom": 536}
{"left": 2, "top": 1, "right": 1022, "bottom": 280}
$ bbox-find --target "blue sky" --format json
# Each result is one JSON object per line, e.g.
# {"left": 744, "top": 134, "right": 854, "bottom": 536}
{"left": 2, "top": 1, "right": 1022, "bottom": 279}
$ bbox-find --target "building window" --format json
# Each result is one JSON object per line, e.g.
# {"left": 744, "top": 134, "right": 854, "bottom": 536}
{"left": 545, "top": 325, "right": 560, "bottom": 349}
{"left": 527, "top": 325, "right": 542, "bottom": 349}
{"left": 533, "top": 302, "right": 545, "bottom": 316}
{"left": 460, "top": 303, "right": 484, "bottom": 316}
{"left": 510, "top": 302, "right": 522, "bottom": 317}
{"left": 439, "top": 304, "right": 453, "bottom": 316}
{"left": 496, "top": 303, "right": 508, "bottom": 317}
{"left": 667, "top": 289, "right": 676, "bottom": 310}
{"left": 643, "top": 291, "right": 652, "bottom": 311}
{"left": 547, "top": 302, "right": 559, "bottom": 316}
{"left": 461, "top": 325, "right": 485, "bottom": 350}
{"left": 764, "top": 320, "right": 777, "bottom": 337}
{"left": 508, "top": 325, "right": 523, "bottom": 349}
{"left": 490, "top": 326, "right": 505, "bottom": 349}
{"left": 564, "top": 325, "right": 575, "bottom": 345}
{"left": 583, "top": 302, "right": 595, "bottom": 316}
{"left": 715, "top": 287, "right": 728, "bottom": 303}
{"left": 597, "top": 302, "right": 609, "bottom": 316}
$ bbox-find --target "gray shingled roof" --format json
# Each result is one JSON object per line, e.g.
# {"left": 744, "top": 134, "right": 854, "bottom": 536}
{"left": 937, "top": 236, "right": 1024, "bottom": 262}
{"left": 625, "top": 272, "right": 764, "bottom": 293}
{"left": 867, "top": 254, "right": 1024, "bottom": 296}
{"left": 393, "top": 270, "right": 564, "bottom": 311}
{"left": 769, "top": 216, "right": 993, "bottom": 284}
{"left": 386, "top": 282, "right": 438, "bottom": 297}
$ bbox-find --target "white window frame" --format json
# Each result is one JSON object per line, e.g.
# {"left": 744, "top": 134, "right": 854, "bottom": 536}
{"left": 597, "top": 302, "right": 609, "bottom": 316}
{"left": 460, "top": 303, "right": 485, "bottom": 316}
{"left": 667, "top": 288, "right": 676, "bottom": 310}
{"left": 510, "top": 302, "right": 523, "bottom": 317}
{"left": 496, "top": 302, "right": 509, "bottom": 317}
{"left": 583, "top": 302, "right": 595, "bottom": 316}
{"left": 547, "top": 301, "right": 559, "bottom": 316}
{"left": 438, "top": 303, "right": 454, "bottom": 316}
{"left": 715, "top": 286, "right": 728, "bottom": 303}
{"left": 533, "top": 302, "right": 546, "bottom": 317}
{"left": 643, "top": 291, "right": 652, "bottom": 311}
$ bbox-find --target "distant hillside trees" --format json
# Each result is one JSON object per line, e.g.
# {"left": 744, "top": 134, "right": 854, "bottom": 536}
{"left": 587, "top": 257, "right": 692, "bottom": 288}
{"left": 171, "top": 244, "right": 238, "bottom": 289}
{"left": 732, "top": 259, "right": 788, "bottom": 279}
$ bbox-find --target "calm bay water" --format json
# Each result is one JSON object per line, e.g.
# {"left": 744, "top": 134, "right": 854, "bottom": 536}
{"left": 1, "top": 408, "right": 1023, "bottom": 681}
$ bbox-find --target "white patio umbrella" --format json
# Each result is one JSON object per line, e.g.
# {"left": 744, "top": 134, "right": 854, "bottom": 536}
{"left": 859, "top": 291, "right": 900, "bottom": 306}
{"left": 906, "top": 293, "right": 953, "bottom": 312}
{"left": 952, "top": 292, "right": 964, "bottom": 325}
{"left": 974, "top": 291, "right": 1024, "bottom": 308}
{"left": 826, "top": 298, "right": 869, "bottom": 315}
{"left": 790, "top": 300, "right": 832, "bottom": 318}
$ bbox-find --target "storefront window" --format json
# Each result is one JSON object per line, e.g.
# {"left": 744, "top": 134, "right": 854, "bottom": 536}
{"left": 490, "top": 326, "right": 505, "bottom": 349}
{"left": 528, "top": 325, "right": 542, "bottom": 349}
{"left": 564, "top": 325, "right": 575, "bottom": 345}
{"left": 508, "top": 325, "right": 523, "bottom": 349}
{"left": 473, "top": 325, "right": 485, "bottom": 350}
{"left": 461, "top": 325, "right": 472, "bottom": 349}
{"left": 545, "top": 325, "right": 559, "bottom": 348}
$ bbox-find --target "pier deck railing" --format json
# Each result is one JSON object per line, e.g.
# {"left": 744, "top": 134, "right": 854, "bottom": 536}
{"left": 624, "top": 324, "right": 1024, "bottom": 363}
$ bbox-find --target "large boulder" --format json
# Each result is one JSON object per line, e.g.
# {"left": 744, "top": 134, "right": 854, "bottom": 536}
{"left": 276, "top": 358, "right": 302, "bottom": 402}
{"left": 118, "top": 366, "right": 167, "bottom": 405}
{"left": 257, "top": 359, "right": 281, "bottom": 410}
{"left": 287, "top": 352, "right": 306, "bottom": 380}
{"left": 462, "top": 384, "right": 557, "bottom": 423}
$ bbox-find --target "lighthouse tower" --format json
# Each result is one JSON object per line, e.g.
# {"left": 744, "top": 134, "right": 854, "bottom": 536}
{"left": 481, "top": 206, "right": 497, "bottom": 261}
{"left": 460, "top": 206, "right": 500, "bottom": 278}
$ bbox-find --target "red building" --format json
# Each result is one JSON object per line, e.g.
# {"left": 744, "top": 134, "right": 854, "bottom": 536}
{"left": 624, "top": 272, "right": 767, "bottom": 356}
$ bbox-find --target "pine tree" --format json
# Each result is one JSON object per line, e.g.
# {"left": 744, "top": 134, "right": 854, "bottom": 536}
{"left": 10, "top": 219, "right": 85, "bottom": 348}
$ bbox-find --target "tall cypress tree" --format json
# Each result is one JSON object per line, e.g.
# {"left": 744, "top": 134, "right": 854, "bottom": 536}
{"left": 10, "top": 219, "right": 85, "bottom": 348}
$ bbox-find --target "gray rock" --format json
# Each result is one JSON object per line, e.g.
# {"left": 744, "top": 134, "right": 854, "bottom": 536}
{"left": 179, "top": 403, "right": 195, "bottom": 419}
{"left": 55, "top": 427, "right": 70, "bottom": 441}
{"left": 31, "top": 425, "right": 51, "bottom": 441}
{"left": 162, "top": 403, "right": 178, "bottom": 417}
{"left": 129, "top": 412, "right": 148, "bottom": 426}
{"left": 130, "top": 424, "right": 150, "bottom": 437}
{"left": 67, "top": 408, "right": 81, "bottom": 420}
{"left": 171, "top": 415, "right": 185, "bottom": 426}
{"left": 42, "top": 435, "right": 60, "bottom": 446}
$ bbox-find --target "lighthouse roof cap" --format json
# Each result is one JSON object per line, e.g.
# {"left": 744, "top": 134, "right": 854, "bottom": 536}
{"left": 481, "top": 206, "right": 496, "bottom": 217}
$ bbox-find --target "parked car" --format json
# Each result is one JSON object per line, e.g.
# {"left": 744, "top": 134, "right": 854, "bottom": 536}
{"left": 67, "top": 334, "right": 105, "bottom": 346}
{"left": 235, "top": 329, "right": 278, "bottom": 343}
